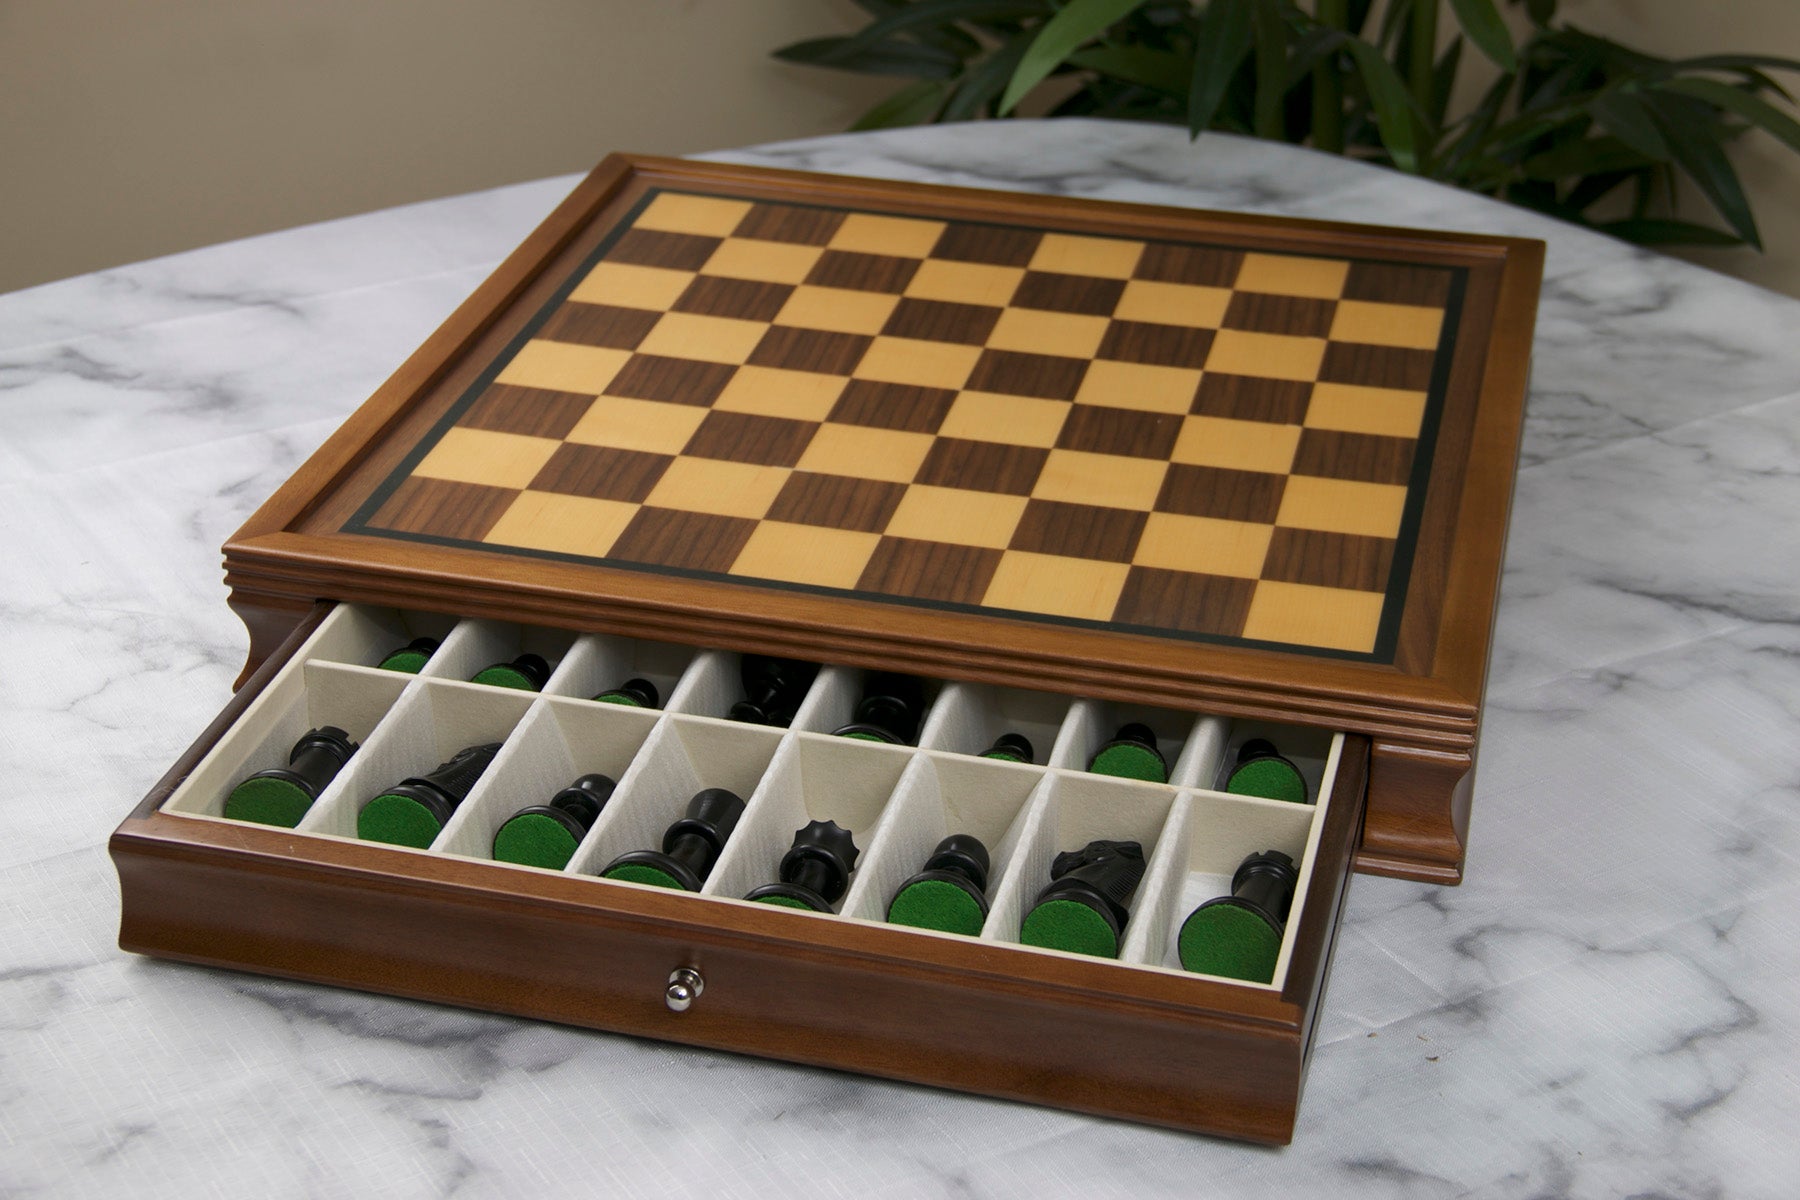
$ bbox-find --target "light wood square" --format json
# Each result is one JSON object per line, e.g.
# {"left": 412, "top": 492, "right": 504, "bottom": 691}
{"left": 569, "top": 262, "right": 695, "bottom": 310}
{"left": 495, "top": 341, "right": 631, "bottom": 395}
{"left": 1113, "top": 280, "right": 1232, "bottom": 328}
{"left": 713, "top": 365, "right": 848, "bottom": 422}
{"left": 830, "top": 213, "right": 947, "bottom": 258}
{"left": 1233, "top": 252, "right": 1350, "bottom": 299}
{"left": 644, "top": 457, "right": 791, "bottom": 519}
{"left": 1241, "top": 580, "right": 1385, "bottom": 653}
{"left": 731, "top": 521, "right": 881, "bottom": 589}
{"left": 885, "top": 484, "right": 1029, "bottom": 548}
{"left": 566, "top": 395, "right": 708, "bottom": 455}
{"left": 483, "top": 490, "right": 639, "bottom": 558}
{"left": 1305, "top": 382, "right": 1428, "bottom": 439}
{"left": 1172, "top": 415, "right": 1302, "bottom": 474}
{"left": 775, "top": 285, "right": 900, "bottom": 335}
{"left": 413, "top": 427, "right": 562, "bottom": 489}
{"left": 1329, "top": 300, "right": 1445, "bottom": 349}
{"left": 702, "top": 238, "right": 825, "bottom": 285}
{"left": 796, "top": 423, "right": 935, "bottom": 483}
{"left": 633, "top": 193, "right": 754, "bottom": 237}
{"left": 937, "top": 391, "right": 1070, "bottom": 448}
{"left": 853, "top": 336, "right": 982, "bottom": 390}
{"left": 1205, "top": 328, "right": 1326, "bottom": 381}
{"left": 905, "top": 259, "right": 1026, "bottom": 307}
{"left": 636, "top": 311, "right": 770, "bottom": 365}
{"left": 987, "top": 307, "right": 1110, "bottom": 359}
{"left": 1276, "top": 475, "right": 1408, "bottom": 537}
{"left": 983, "top": 551, "right": 1130, "bottom": 623}
{"left": 1134, "top": 512, "right": 1273, "bottom": 577}
{"left": 1075, "top": 359, "right": 1202, "bottom": 414}
{"left": 1032, "top": 449, "right": 1168, "bottom": 510}
{"left": 1029, "top": 233, "right": 1144, "bottom": 279}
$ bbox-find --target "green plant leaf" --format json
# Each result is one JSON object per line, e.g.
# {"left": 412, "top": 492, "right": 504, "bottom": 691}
{"left": 1643, "top": 91, "right": 1760, "bottom": 248}
{"left": 1561, "top": 167, "right": 1641, "bottom": 214}
{"left": 1251, "top": 0, "right": 1291, "bottom": 140}
{"left": 1520, "top": 135, "right": 1650, "bottom": 179}
{"left": 1187, "top": 0, "right": 1256, "bottom": 135}
{"left": 1445, "top": 0, "right": 1515, "bottom": 71}
{"left": 1660, "top": 76, "right": 1800, "bottom": 155}
{"left": 1068, "top": 45, "right": 1192, "bottom": 96}
{"left": 1591, "top": 91, "right": 1670, "bottom": 160}
{"left": 851, "top": 79, "right": 952, "bottom": 129}
{"left": 1597, "top": 217, "right": 1746, "bottom": 246}
{"left": 944, "top": 33, "right": 1037, "bottom": 119}
{"left": 841, "top": 0, "right": 986, "bottom": 55}
{"left": 1346, "top": 36, "right": 1421, "bottom": 171}
{"left": 774, "top": 36, "right": 964, "bottom": 79}
{"left": 999, "top": 0, "right": 1150, "bottom": 114}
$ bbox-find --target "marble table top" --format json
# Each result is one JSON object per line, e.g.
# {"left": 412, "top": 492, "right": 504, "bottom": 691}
{"left": 5, "top": 119, "right": 1797, "bottom": 1198}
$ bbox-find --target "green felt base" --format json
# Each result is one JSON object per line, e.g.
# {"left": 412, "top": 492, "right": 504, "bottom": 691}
{"left": 472, "top": 665, "right": 539, "bottom": 690}
{"left": 1090, "top": 741, "right": 1167, "bottom": 783}
{"left": 377, "top": 649, "right": 431, "bottom": 674}
{"left": 1227, "top": 759, "right": 1308, "bottom": 803}
{"left": 752, "top": 894, "right": 818, "bottom": 910}
{"left": 492, "top": 813, "right": 580, "bottom": 870}
{"left": 358, "top": 793, "right": 443, "bottom": 848}
{"left": 980, "top": 749, "right": 1026, "bottom": 763}
{"left": 887, "top": 879, "right": 984, "bottom": 936}
{"left": 593, "top": 692, "right": 644, "bottom": 706}
{"left": 604, "top": 862, "right": 685, "bottom": 890}
{"left": 839, "top": 731, "right": 887, "bottom": 742}
{"left": 223, "top": 776, "right": 314, "bottom": 828}
{"left": 1019, "top": 898, "right": 1119, "bottom": 958}
{"left": 1178, "top": 903, "right": 1282, "bottom": 982}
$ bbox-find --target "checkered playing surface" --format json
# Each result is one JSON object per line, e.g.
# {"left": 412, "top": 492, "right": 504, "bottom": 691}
{"left": 354, "top": 189, "right": 1461, "bottom": 657}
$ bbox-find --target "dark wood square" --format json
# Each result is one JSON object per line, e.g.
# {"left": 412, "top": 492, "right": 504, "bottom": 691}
{"left": 1133, "top": 244, "right": 1244, "bottom": 288}
{"left": 459, "top": 385, "right": 596, "bottom": 440}
{"left": 965, "top": 348, "right": 1089, "bottom": 400}
{"left": 929, "top": 223, "right": 1042, "bottom": 267}
{"left": 528, "top": 444, "right": 672, "bottom": 503}
{"left": 605, "top": 355, "right": 739, "bottom": 406}
{"left": 1319, "top": 342, "right": 1437, "bottom": 391}
{"left": 858, "top": 537, "right": 1004, "bottom": 606}
{"left": 747, "top": 326, "right": 872, "bottom": 376}
{"left": 1292, "top": 428, "right": 1417, "bottom": 486}
{"left": 1343, "top": 261, "right": 1454, "bottom": 307}
{"left": 681, "top": 411, "right": 817, "bottom": 466}
{"left": 915, "top": 438, "right": 1049, "bottom": 496}
{"left": 607, "top": 508, "right": 759, "bottom": 574}
{"left": 1096, "top": 320, "right": 1216, "bottom": 369}
{"left": 1262, "top": 527, "right": 1396, "bottom": 592}
{"left": 1223, "top": 293, "right": 1337, "bottom": 338}
{"left": 1156, "top": 463, "right": 1287, "bottom": 523}
{"left": 366, "top": 477, "right": 518, "bottom": 541}
{"left": 732, "top": 203, "right": 846, "bottom": 246}
{"left": 1111, "top": 567, "right": 1259, "bottom": 636}
{"left": 607, "top": 228, "right": 720, "bottom": 271}
{"left": 804, "top": 250, "right": 921, "bottom": 294}
{"left": 536, "top": 303, "right": 661, "bottom": 351}
{"left": 1054, "top": 405, "right": 1182, "bottom": 459}
{"left": 673, "top": 275, "right": 795, "bottom": 323}
{"left": 766, "top": 472, "right": 908, "bottom": 533}
{"left": 1009, "top": 499, "right": 1147, "bottom": 563}
{"left": 882, "top": 297, "right": 1004, "bottom": 345}
{"left": 1011, "top": 271, "right": 1125, "bottom": 316}
{"left": 1192, "top": 374, "right": 1314, "bottom": 424}
{"left": 827, "top": 380, "right": 957, "bottom": 434}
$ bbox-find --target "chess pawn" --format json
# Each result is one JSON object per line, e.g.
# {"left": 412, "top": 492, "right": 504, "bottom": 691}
{"left": 1019, "top": 839, "right": 1146, "bottom": 959}
{"left": 491, "top": 773, "right": 617, "bottom": 870}
{"left": 979, "top": 733, "right": 1034, "bottom": 764}
{"left": 376, "top": 637, "right": 439, "bottom": 674}
{"left": 887, "top": 834, "right": 991, "bottom": 936}
{"left": 1178, "top": 850, "right": 1299, "bottom": 982}
{"left": 593, "top": 677, "right": 660, "bottom": 708}
{"left": 358, "top": 742, "right": 502, "bottom": 848}
{"left": 745, "top": 819, "right": 860, "bottom": 912}
{"left": 728, "top": 655, "right": 818, "bottom": 727}
{"left": 224, "top": 726, "right": 359, "bottom": 827}
{"left": 1087, "top": 723, "right": 1167, "bottom": 783}
{"left": 1223, "top": 739, "right": 1308, "bottom": 803}
{"left": 831, "top": 672, "right": 925, "bottom": 745}
{"left": 603, "top": 787, "right": 747, "bottom": 892}
{"left": 471, "top": 653, "right": 551, "bottom": 691}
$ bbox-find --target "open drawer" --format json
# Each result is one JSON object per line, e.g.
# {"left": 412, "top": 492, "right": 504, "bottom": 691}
{"left": 114, "top": 602, "right": 1367, "bottom": 1144}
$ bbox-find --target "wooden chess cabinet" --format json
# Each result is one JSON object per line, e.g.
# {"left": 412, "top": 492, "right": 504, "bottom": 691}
{"left": 111, "top": 155, "right": 1542, "bottom": 1143}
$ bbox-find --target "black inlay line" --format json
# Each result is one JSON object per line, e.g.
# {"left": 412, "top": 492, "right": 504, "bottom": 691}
{"left": 347, "top": 184, "right": 1469, "bottom": 664}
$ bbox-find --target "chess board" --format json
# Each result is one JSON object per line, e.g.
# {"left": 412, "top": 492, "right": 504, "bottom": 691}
{"left": 347, "top": 188, "right": 1460, "bottom": 662}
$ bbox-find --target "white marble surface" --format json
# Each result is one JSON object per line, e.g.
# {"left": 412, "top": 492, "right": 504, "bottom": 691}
{"left": 5, "top": 119, "right": 1798, "bottom": 1196}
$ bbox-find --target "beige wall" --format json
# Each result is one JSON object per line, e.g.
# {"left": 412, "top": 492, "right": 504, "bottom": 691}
{"left": 4, "top": 1, "right": 1798, "bottom": 297}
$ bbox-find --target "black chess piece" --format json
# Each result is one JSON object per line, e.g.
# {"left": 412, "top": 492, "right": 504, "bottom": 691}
{"left": 223, "top": 726, "right": 359, "bottom": 827}
{"left": 602, "top": 787, "right": 747, "bottom": 891}
{"left": 491, "top": 773, "right": 617, "bottom": 870}
{"left": 471, "top": 653, "right": 551, "bottom": 691}
{"left": 1087, "top": 722, "right": 1168, "bottom": 783}
{"left": 979, "top": 733, "right": 1034, "bottom": 764}
{"left": 593, "top": 677, "right": 660, "bottom": 708}
{"left": 745, "top": 819, "right": 860, "bottom": 911}
{"left": 1178, "top": 850, "right": 1300, "bottom": 981}
{"left": 1223, "top": 738, "right": 1309, "bottom": 803}
{"left": 1018, "top": 839, "right": 1147, "bottom": 959}
{"left": 728, "top": 655, "right": 818, "bottom": 727}
{"left": 358, "top": 743, "right": 502, "bottom": 848}
{"left": 376, "top": 637, "right": 439, "bottom": 673}
{"left": 886, "top": 834, "right": 991, "bottom": 935}
{"left": 831, "top": 672, "right": 925, "bottom": 745}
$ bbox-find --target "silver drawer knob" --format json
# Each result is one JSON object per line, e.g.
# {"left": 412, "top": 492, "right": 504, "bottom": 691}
{"left": 665, "top": 966, "right": 704, "bottom": 1013}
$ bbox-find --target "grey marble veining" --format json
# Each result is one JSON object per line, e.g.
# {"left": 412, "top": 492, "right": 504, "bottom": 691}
{"left": 4, "top": 119, "right": 1798, "bottom": 1197}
